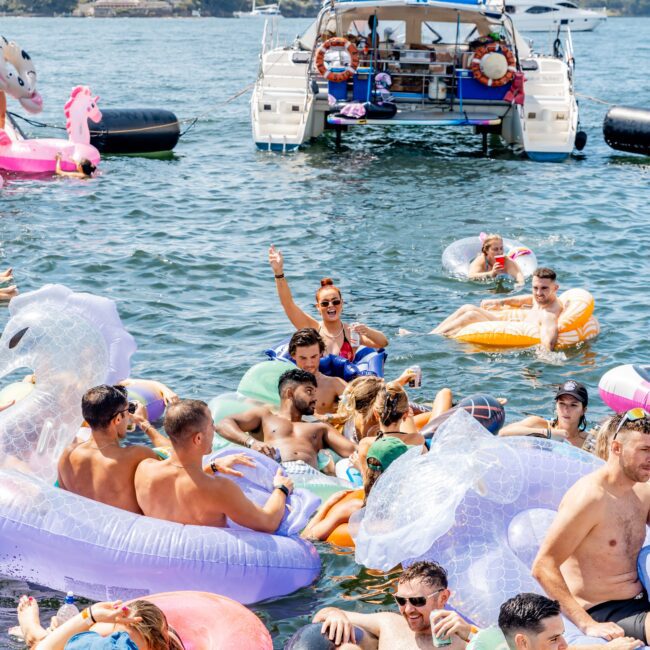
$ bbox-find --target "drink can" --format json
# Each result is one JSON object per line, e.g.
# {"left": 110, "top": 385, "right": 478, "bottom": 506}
{"left": 349, "top": 325, "right": 361, "bottom": 348}
{"left": 430, "top": 611, "right": 452, "bottom": 647}
{"left": 408, "top": 365, "right": 422, "bottom": 388}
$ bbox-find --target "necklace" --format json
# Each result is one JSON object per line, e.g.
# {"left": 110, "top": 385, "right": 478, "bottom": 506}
{"left": 169, "top": 462, "right": 188, "bottom": 470}
{"left": 379, "top": 430, "right": 403, "bottom": 435}
{"left": 319, "top": 325, "right": 344, "bottom": 339}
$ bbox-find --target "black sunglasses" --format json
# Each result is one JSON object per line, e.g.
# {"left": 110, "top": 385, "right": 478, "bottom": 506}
{"left": 113, "top": 401, "right": 137, "bottom": 420}
{"left": 319, "top": 299, "right": 342, "bottom": 307}
{"left": 393, "top": 588, "right": 444, "bottom": 608}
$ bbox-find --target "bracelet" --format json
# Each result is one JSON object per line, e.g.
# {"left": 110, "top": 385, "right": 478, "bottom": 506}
{"left": 546, "top": 426, "right": 552, "bottom": 439}
{"left": 81, "top": 607, "right": 92, "bottom": 625}
{"left": 275, "top": 484, "right": 290, "bottom": 497}
{"left": 274, "top": 274, "right": 285, "bottom": 279}
{"left": 210, "top": 461, "right": 219, "bottom": 474}
{"left": 462, "top": 626, "right": 479, "bottom": 643}
{"left": 245, "top": 436, "right": 255, "bottom": 448}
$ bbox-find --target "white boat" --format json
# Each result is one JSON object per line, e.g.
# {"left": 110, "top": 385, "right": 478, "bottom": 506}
{"left": 501, "top": 0, "right": 606, "bottom": 32}
{"left": 251, "top": 0, "right": 582, "bottom": 161}
{"left": 234, "top": 0, "right": 283, "bottom": 18}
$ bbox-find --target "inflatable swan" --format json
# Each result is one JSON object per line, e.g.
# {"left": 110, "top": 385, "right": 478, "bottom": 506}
{"left": 351, "top": 409, "right": 604, "bottom": 627}
{"left": 0, "top": 284, "right": 136, "bottom": 482}
{"left": 0, "top": 285, "right": 320, "bottom": 603}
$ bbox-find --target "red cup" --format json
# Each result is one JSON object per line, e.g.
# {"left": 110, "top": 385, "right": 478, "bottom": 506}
{"left": 495, "top": 255, "right": 506, "bottom": 267}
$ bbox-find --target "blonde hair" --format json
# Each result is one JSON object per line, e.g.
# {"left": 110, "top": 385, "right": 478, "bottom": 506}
{"left": 374, "top": 382, "right": 409, "bottom": 426}
{"left": 481, "top": 233, "right": 503, "bottom": 256}
{"left": 129, "top": 600, "right": 184, "bottom": 650}
{"left": 595, "top": 418, "right": 616, "bottom": 460}
{"left": 331, "top": 376, "right": 385, "bottom": 434}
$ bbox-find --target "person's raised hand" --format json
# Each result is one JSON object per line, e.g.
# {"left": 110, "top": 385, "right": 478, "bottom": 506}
{"left": 269, "top": 245, "right": 284, "bottom": 276}
{"left": 273, "top": 468, "right": 293, "bottom": 494}
{"left": 490, "top": 261, "right": 505, "bottom": 277}
{"left": 131, "top": 403, "right": 148, "bottom": 426}
{"left": 430, "top": 610, "right": 471, "bottom": 642}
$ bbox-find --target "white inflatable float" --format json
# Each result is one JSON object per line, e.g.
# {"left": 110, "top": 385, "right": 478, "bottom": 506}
{"left": 442, "top": 236, "right": 537, "bottom": 280}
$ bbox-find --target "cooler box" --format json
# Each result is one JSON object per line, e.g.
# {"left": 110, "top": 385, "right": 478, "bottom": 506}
{"left": 353, "top": 67, "right": 374, "bottom": 102}
{"left": 455, "top": 69, "right": 510, "bottom": 101}
{"left": 328, "top": 70, "right": 349, "bottom": 101}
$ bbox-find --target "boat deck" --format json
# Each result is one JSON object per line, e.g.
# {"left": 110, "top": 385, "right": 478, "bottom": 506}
{"left": 327, "top": 110, "right": 502, "bottom": 127}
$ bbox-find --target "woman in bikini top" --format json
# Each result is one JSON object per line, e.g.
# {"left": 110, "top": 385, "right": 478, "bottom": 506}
{"left": 269, "top": 245, "right": 388, "bottom": 360}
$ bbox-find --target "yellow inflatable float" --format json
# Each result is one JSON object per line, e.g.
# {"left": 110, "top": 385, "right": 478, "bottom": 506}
{"left": 453, "top": 288, "right": 599, "bottom": 349}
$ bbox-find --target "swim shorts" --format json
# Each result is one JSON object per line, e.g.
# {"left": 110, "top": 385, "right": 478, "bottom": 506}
{"left": 587, "top": 591, "right": 649, "bottom": 643}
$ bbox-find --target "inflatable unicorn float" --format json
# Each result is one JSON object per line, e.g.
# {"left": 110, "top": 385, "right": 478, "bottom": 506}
{"left": 0, "top": 36, "right": 101, "bottom": 173}
{"left": 0, "top": 285, "right": 320, "bottom": 603}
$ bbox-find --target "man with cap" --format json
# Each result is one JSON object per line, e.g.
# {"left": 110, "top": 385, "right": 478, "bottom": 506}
{"left": 499, "top": 380, "right": 592, "bottom": 450}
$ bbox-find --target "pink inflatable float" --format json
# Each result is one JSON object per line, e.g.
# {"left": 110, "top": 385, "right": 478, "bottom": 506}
{"left": 0, "top": 85, "right": 101, "bottom": 173}
{"left": 143, "top": 591, "right": 273, "bottom": 649}
{"left": 599, "top": 364, "right": 650, "bottom": 413}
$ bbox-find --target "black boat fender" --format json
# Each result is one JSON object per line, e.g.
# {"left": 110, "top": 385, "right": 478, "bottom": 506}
{"left": 603, "top": 106, "right": 650, "bottom": 156}
{"left": 89, "top": 108, "right": 180, "bottom": 154}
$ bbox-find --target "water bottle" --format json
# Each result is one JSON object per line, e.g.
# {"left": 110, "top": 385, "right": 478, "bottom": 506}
{"left": 56, "top": 592, "right": 79, "bottom": 624}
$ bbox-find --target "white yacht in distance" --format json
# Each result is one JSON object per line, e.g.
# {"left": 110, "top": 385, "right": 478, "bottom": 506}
{"left": 234, "top": 0, "right": 283, "bottom": 18}
{"left": 502, "top": 0, "right": 607, "bottom": 31}
{"left": 251, "top": 0, "right": 583, "bottom": 161}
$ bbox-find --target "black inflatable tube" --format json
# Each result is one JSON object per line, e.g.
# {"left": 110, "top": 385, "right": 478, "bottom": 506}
{"left": 285, "top": 623, "right": 366, "bottom": 649}
{"left": 89, "top": 108, "right": 180, "bottom": 154}
{"left": 603, "top": 106, "right": 650, "bottom": 156}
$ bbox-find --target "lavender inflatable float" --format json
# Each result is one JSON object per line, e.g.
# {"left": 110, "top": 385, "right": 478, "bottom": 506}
{"left": 0, "top": 285, "right": 320, "bottom": 603}
{"left": 352, "top": 410, "right": 650, "bottom": 644}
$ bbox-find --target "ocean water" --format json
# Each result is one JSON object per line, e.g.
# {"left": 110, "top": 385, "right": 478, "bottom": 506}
{"left": 0, "top": 14, "right": 649, "bottom": 648}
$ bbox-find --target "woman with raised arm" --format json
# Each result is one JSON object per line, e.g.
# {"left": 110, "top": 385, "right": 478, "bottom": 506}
{"left": 468, "top": 233, "right": 524, "bottom": 284}
{"left": 268, "top": 245, "right": 388, "bottom": 361}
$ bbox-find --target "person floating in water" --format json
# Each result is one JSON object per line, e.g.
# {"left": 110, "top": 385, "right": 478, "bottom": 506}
{"left": 55, "top": 152, "right": 96, "bottom": 178}
{"left": 433, "top": 267, "right": 563, "bottom": 351}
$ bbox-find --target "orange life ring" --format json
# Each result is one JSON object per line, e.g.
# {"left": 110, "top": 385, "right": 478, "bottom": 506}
{"left": 470, "top": 42, "right": 516, "bottom": 88}
{"left": 315, "top": 37, "right": 359, "bottom": 83}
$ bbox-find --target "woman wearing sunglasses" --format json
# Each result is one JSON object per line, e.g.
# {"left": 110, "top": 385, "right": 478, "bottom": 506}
{"left": 269, "top": 245, "right": 388, "bottom": 361}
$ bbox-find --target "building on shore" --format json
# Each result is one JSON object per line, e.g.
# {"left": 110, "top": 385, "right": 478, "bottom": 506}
{"left": 77, "top": 0, "right": 174, "bottom": 16}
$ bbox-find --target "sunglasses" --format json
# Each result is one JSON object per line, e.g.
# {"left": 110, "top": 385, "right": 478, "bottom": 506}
{"left": 613, "top": 408, "right": 650, "bottom": 440}
{"left": 319, "top": 299, "right": 342, "bottom": 308}
{"left": 393, "top": 588, "right": 445, "bottom": 608}
{"left": 113, "top": 401, "right": 138, "bottom": 420}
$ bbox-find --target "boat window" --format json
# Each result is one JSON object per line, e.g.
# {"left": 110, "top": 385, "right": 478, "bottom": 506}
{"left": 525, "top": 5, "right": 559, "bottom": 12}
{"left": 505, "top": 5, "right": 516, "bottom": 12}
{"left": 557, "top": 1, "right": 579, "bottom": 6}
{"left": 420, "top": 21, "right": 478, "bottom": 43}
{"left": 349, "top": 19, "right": 406, "bottom": 45}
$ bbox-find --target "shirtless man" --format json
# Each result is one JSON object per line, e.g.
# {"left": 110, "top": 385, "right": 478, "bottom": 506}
{"left": 433, "top": 267, "right": 562, "bottom": 350}
{"left": 499, "top": 593, "right": 641, "bottom": 650}
{"left": 532, "top": 410, "right": 650, "bottom": 643}
{"left": 289, "top": 328, "right": 346, "bottom": 415}
{"left": 313, "top": 561, "right": 475, "bottom": 649}
{"left": 216, "top": 368, "right": 356, "bottom": 469}
{"left": 57, "top": 384, "right": 159, "bottom": 514}
{"left": 134, "top": 399, "right": 293, "bottom": 533}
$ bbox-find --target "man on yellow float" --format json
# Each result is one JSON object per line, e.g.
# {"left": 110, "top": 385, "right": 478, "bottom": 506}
{"left": 432, "top": 267, "right": 563, "bottom": 351}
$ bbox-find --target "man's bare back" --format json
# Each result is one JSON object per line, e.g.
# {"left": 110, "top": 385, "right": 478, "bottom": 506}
{"left": 135, "top": 459, "right": 228, "bottom": 526}
{"left": 58, "top": 440, "right": 156, "bottom": 514}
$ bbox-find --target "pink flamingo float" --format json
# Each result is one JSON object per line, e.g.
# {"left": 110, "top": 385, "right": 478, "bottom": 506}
{"left": 0, "top": 85, "right": 102, "bottom": 173}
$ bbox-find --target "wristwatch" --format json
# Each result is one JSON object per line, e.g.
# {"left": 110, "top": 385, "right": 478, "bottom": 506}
{"left": 245, "top": 436, "right": 255, "bottom": 448}
{"left": 275, "top": 484, "right": 290, "bottom": 497}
